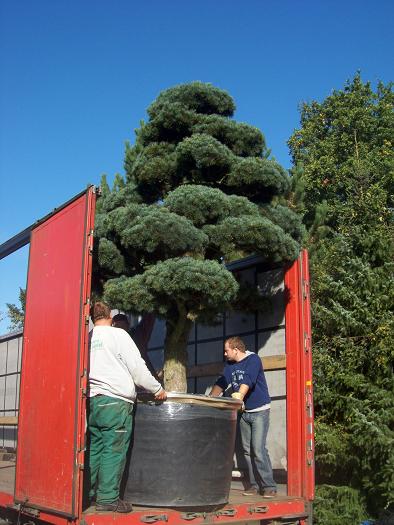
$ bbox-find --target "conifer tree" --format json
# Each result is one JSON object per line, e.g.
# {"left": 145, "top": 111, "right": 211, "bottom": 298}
{"left": 6, "top": 288, "right": 26, "bottom": 331}
{"left": 289, "top": 74, "right": 394, "bottom": 516}
{"left": 95, "top": 82, "right": 303, "bottom": 392}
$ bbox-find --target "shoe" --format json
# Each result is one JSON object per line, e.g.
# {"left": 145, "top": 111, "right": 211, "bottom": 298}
{"left": 242, "top": 486, "right": 259, "bottom": 496}
{"left": 96, "top": 499, "right": 133, "bottom": 513}
{"left": 262, "top": 490, "right": 277, "bottom": 498}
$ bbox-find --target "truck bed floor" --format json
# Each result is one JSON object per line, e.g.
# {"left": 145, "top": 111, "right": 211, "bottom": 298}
{"left": 83, "top": 486, "right": 292, "bottom": 514}
{"left": 1, "top": 462, "right": 302, "bottom": 522}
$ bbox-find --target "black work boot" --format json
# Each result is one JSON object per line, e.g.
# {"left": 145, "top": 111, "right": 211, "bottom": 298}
{"left": 96, "top": 499, "right": 133, "bottom": 513}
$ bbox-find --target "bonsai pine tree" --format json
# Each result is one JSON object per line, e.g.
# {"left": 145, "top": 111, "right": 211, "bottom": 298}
{"left": 94, "top": 82, "right": 303, "bottom": 392}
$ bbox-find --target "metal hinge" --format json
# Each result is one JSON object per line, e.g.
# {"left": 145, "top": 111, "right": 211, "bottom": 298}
{"left": 303, "top": 279, "right": 309, "bottom": 299}
{"left": 84, "top": 298, "right": 91, "bottom": 324}
{"left": 87, "top": 229, "right": 94, "bottom": 255}
{"left": 7, "top": 503, "right": 40, "bottom": 518}
{"left": 306, "top": 388, "right": 313, "bottom": 418}
{"left": 304, "top": 332, "right": 311, "bottom": 353}
{"left": 76, "top": 448, "right": 85, "bottom": 470}
{"left": 80, "top": 369, "right": 87, "bottom": 397}
{"left": 215, "top": 509, "right": 236, "bottom": 517}
{"left": 248, "top": 505, "right": 268, "bottom": 514}
{"left": 307, "top": 438, "right": 314, "bottom": 466}
{"left": 181, "top": 512, "right": 207, "bottom": 520}
{"left": 140, "top": 514, "right": 168, "bottom": 523}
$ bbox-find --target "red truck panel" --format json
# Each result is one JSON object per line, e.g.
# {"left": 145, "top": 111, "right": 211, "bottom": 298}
{"left": 285, "top": 249, "right": 314, "bottom": 500}
{"left": 300, "top": 250, "right": 315, "bottom": 500}
{"left": 14, "top": 188, "right": 96, "bottom": 518}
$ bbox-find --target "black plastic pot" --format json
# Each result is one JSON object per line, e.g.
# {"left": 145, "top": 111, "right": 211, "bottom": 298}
{"left": 123, "top": 393, "right": 241, "bottom": 507}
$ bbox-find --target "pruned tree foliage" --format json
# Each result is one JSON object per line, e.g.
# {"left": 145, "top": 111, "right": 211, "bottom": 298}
{"left": 289, "top": 74, "right": 394, "bottom": 517}
{"left": 95, "top": 82, "right": 302, "bottom": 391}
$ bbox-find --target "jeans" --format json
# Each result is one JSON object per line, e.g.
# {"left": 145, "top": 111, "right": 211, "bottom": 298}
{"left": 239, "top": 409, "right": 276, "bottom": 491}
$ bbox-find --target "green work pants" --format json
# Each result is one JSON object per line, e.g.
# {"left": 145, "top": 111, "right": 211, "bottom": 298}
{"left": 88, "top": 395, "right": 133, "bottom": 504}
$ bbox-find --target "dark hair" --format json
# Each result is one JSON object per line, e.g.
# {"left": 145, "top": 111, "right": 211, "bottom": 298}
{"left": 91, "top": 302, "right": 111, "bottom": 322}
{"left": 225, "top": 336, "right": 246, "bottom": 353}
{"left": 112, "top": 313, "right": 129, "bottom": 326}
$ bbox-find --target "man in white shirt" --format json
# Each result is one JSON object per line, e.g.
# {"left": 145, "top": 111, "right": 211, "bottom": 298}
{"left": 88, "top": 302, "right": 167, "bottom": 513}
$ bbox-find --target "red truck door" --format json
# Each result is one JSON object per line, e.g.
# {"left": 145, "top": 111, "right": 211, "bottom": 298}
{"left": 14, "top": 187, "right": 96, "bottom": 518}
{"left": 285, "top": 249, "right": 315, "bottom": 503}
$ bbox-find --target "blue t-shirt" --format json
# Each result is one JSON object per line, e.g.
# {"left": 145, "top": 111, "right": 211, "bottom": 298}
{"left": 215, "top": 352, "right": 271, "bottom": 410}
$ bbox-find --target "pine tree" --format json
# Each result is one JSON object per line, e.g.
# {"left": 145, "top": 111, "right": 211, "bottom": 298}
{"left": 6, "top": 288, "right": 26, "bottom": 331}
{"left": 94, "top": 82, "right": 303, "bottom": 392}
{"left": 289, "top": 74, "right": 394, "bottom": 515}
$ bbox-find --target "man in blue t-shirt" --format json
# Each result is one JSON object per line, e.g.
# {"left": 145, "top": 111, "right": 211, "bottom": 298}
{"left": 210, "top": 336, "right": 277, "bottom": 498}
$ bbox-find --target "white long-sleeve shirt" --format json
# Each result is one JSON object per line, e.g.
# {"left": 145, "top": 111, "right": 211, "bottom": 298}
{"left": 89, "top": 325, "right": 162, "bottom": 403}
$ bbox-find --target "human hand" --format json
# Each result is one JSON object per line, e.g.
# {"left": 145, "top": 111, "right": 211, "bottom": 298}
{"left": 231, "top": 392, "right": 243, "bottom": 400}
{"left": 231, "top": 392, "right": 244, "bottom": 411}
{"left": 154, "top": 388, "right": 167, "bottom": 401}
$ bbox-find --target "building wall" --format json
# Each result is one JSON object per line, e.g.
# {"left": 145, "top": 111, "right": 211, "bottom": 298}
{"left": 0, "top": 330, "right": 22, "bottom": 450}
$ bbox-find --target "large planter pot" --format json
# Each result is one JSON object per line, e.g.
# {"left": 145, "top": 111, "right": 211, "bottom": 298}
{"left": 123, "top": 393, "right": 242, "bottom": 507}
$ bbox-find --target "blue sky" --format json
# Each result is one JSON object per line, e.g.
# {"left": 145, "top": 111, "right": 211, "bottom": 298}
{"left": 0, "top": 0, "right": 393, "bottom": 334}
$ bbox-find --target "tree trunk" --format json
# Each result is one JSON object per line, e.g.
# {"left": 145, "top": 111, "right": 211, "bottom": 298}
{"left": 163, "top": 315, "right": 193, "bottom": 392}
